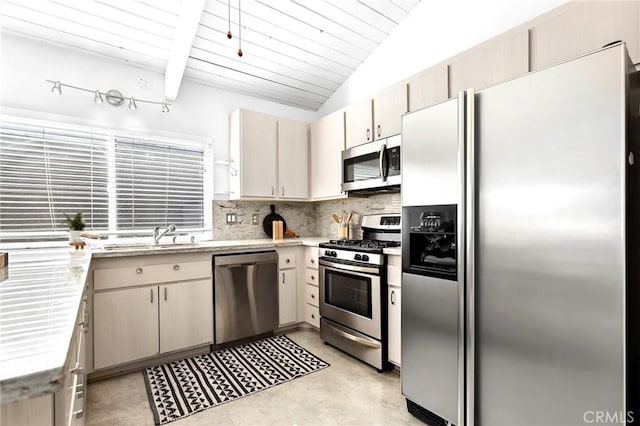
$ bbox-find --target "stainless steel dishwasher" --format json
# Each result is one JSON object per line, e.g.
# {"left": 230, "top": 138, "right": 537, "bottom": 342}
{"left": 213, "top": 251, "right": 278, "bottom": 345}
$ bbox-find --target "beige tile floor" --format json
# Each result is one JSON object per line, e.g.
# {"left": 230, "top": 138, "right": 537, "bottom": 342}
{"left": 86, "top": 329, "right": 423, "bottom": 426}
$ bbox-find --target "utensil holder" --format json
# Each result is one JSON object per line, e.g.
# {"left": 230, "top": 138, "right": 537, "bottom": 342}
{"left": 338, "top": 222, "right": 349, "bottom": 240}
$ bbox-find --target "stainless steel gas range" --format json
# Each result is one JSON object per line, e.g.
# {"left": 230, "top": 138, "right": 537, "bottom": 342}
{"left": 318, "top": 213, "right": 401, "bottom": 371}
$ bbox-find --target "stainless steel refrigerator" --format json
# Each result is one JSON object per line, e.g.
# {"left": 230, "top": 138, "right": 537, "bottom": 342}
{"left": 401, "top": 42, "right": 639, "bottom": 426}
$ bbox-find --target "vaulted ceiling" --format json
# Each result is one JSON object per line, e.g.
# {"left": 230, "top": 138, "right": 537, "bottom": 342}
{"left": 0, "top": 0, "right": 420, "bottom": 110}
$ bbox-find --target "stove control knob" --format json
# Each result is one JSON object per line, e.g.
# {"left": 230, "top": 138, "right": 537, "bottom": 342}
{"left": 354, "top": 254, "right": 362, "bottom": 261}
{"left": 324, "top": 250, "right": 331, "bottom": 256}
{"left": 362, "top": 255, "right": 369, "bottom": 262}
{"left": 331, "top": 251, "right": 337, "bottom": 257}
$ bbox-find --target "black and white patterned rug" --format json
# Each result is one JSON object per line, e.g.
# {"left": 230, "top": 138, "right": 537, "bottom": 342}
{"left": 143, "top": 335, "right": 330, "bottom": 425}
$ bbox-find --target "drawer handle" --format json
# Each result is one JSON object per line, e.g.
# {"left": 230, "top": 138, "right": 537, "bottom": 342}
{"left": 391, "top": 290, "right": 396, "bottom": 305}
{"left": 311, "top": 275, "right": 315, "bottom": 280}
{"left": 311, "top": 314, "right": 315, "bottom": 319}
{"left": 173, "top": 264, "right": 180, "bottom": 271}
{"left": 286, "top": 258, "right": 290, "bottom": 264}
{"left": 136, "top": 267, "right": 143, "bottom": 274}
{"left": 311, "top": 294, "right": 315, "bottom": 299}
{"left": 311, "top": 258, "right": 315, "bottom": 264}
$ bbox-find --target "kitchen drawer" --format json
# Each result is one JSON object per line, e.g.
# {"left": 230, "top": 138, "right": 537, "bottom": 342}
{"left": 278, "top": 252, "right": 296, "bottom": 269}
{"left": 94, "top": 261, "right": 211, "bottom": 290}
{"left": 305, "top": 304, "right": 320, "bottom": 328}
{"left": 387, "top": 254, "right": 401, "bottom": 267}
{"left": 305, "top": 283, "right": 319, "bottom": 307}
{"left": 305, "top": 249, "right": 318, "bottom": 269}
{"left": 305, "top": 268, "right": 318, "bottom": 286}
{"left": 388, "top": 264, "right": 401, "bottom": 287}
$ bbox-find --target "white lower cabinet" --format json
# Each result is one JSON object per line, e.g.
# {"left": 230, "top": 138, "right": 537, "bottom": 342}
{"left": 277, "top": 247, "right": 299, "bottom": 326}
{"left": 159, "top": 279, "right": 213, "bottom": 354}
{"left": 387, "top": 254, "right": 401, "bottom": 366}
{"left": 94, "top": 286, "right": 159, "bottom": 369}
{"left": 304, "top": 247, "right": 320, "bottom": 328}
{"left": 92, "top": 257, "right": 212, "bottom": 370}
{"left": 388, "top": 286, "right": 401, "bottom": 366}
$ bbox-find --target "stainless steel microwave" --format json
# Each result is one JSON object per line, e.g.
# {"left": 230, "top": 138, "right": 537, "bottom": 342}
{"left": 342, "top": 135, "right": 401, "bottom": 192}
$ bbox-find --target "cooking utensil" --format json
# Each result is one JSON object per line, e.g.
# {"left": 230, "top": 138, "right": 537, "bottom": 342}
{"left": 263, "top": 204, "right": 287, "bottom": 238}
{"left": 332, "top": 214, "right": 340, "bottom": 223}
{"left": 346, "top": 211, "right": 353, "bottom": 223}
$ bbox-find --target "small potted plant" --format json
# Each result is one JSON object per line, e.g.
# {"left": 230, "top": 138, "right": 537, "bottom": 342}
{"left": 63, "top": 212, "right": 86, "bottom": 241}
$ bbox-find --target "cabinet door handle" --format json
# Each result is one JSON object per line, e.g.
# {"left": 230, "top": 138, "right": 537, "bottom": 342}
{"left": 173, "top": 264, "right": 180, "bottom": 271}
{"left": 366, "top": 128, "right": 370, "bottom": 140}
{"left": 164, "top": 287, "right": 167, "bottom": 301}
{"left": 281, "top": 187, "right": 285, "bottom": 196}
{"left": 282, "top": 273, "right": 285, "bottom": 284}
{"left": 136, "top": 267, "right": 143, "bottom": 274}
{"left": 377, "top": 124, "right": 381, "bottom": 137}
{"left": 150, "top": 288, "right": 154, "bottom": 303}
{"left": 391, "top": 290, "right": 396, "bottom": 305}
{"left": 311, "top": 258, "right": 315, "bottom": 264}
{"left": 271, "top": 185, "right": 275, "bottom": 196}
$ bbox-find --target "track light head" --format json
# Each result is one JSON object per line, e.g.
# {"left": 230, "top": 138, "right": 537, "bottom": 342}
{"left": 94, "top": 90, "right": 104, "bottom": 103}
{"left": 51, "top": 81, "right": 62, "bottom": 95}
{"left": 128, "top": 97, "right": 137, "bottom": 110}
{"left": 161, "top": 102, "right": 170, "bottom": 113}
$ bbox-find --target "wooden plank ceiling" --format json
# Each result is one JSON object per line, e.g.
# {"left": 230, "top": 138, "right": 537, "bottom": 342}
{"left": 0, "top": 0, "right": 420, "bottom": 111}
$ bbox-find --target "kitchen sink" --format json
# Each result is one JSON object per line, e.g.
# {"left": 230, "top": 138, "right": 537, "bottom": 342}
{"left": 101, "top": 242, "right": 200, "bottom": 251}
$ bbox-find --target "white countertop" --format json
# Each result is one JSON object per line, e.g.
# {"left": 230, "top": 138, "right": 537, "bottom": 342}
{"left": 0, "top": 237, "right": 331, "bottom": 403}
{"left": 0, "top": 248, "right": 91, "bottom": 403}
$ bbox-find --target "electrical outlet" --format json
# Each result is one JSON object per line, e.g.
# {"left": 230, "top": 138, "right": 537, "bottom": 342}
{"left": 226, "top": 213, "right": 236, "bottom": 223}
{"left": 252, "top": 213, "right": 259, "bottom": 225}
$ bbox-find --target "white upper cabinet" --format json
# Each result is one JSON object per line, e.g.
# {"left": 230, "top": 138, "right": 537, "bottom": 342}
{"left": 408, "top": 64, "right": 449, "bottom": 112}
{"left": 310, "top": 109, "right": 346, "bottom": 200}
{"left": 278, "top": 119, "right": 308, "bottom": 200}
{"left": 372, "top": 83, "right": 408, "bottom": 140}
{"left": 529, "top": 1, "right": 639, "bottom": 70}
{"left": 344, "top": 98, "right": 374, "bottom": 148}
{"left": 230, "top": 109, "right": 308, "bottom": 200}
{"left": 345, "top": 82, "right": 408, "bottom": 149}
{"left": 230, "top": 109, "right": 277, "bottom": 199}
{"left": 449, "top": 29, "right": 529, "bottom": 96}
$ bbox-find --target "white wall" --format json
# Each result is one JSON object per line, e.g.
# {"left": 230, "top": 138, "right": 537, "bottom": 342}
{"left": 0, "top": 33, "right": 316, "bottom": 196}
{"left": 317, "top": 0, "right": 570, "bottom": 115}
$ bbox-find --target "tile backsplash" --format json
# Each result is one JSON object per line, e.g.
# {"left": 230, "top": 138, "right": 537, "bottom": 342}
{"left": 212, "top": 192, "right": 400, "bottom": 240}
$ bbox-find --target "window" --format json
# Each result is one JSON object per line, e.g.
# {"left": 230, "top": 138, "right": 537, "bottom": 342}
{"left": 0, "top": 116, "right": 212, "bottom": 242}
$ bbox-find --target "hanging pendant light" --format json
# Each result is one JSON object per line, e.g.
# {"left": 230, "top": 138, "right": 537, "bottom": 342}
{"left": 237, "top": 0, "right": 243, "bottom": 57}
{"left": 94, "top": 90, "right": 103, "bottom": 103}
{"left": 226, "top": 0, "right": 232, "bottom": 39}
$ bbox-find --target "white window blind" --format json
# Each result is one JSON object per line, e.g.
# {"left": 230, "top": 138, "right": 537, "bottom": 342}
{"left": 0, "top": 120, "right": 109, "bottom": 240}
{"left": 0, "top": 116, "right": 212, "bottom": 243}
{"left": 115, "top": 135, "right": 206, "bottom": 230}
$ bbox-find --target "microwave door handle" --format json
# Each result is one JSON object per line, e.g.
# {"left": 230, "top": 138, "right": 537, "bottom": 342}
{"left": 379, "top": 143, "right": 387, "bottom": 181}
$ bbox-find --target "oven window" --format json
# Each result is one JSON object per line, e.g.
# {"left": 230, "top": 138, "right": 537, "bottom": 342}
{"left": 324, "top": 269, "right": 372, "bottom": 318}
{"left": 344, "top": 152, "right": 381, "bottom": 183}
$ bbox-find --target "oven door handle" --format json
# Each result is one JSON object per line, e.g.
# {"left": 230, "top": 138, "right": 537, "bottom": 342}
{"left": 324, "top": 320, "right": 381, "bottom": 348}
{"left": 319, "top": 259, "right": 380, "bottom": 275}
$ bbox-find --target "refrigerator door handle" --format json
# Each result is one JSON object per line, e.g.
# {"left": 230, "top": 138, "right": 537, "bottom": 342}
{"left": 456, "top": 90, "right": 467, "bottom": 426}
{"left": 465, "top": 88, "right": 476, "bottom": 426}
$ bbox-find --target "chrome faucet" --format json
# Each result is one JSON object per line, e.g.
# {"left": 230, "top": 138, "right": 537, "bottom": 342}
{"left": 153, "top": 224, "right": 176, "bottom": 245}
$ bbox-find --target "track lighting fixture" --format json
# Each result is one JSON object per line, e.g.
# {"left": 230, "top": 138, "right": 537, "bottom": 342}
{"left": 94, "top": 90, "right": 103, "bottom": 103}
{"left": 237, "top": 0, "right": 243, "bottom": 57}
{"left": 51, "top": 81, "right": 62, "bottom": 95}
{"left": 47, "top": 80, "right": 170, "bottom": 113}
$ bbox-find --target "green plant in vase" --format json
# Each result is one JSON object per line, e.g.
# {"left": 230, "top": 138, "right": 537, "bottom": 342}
{"left": 63, "top": 212, "right": 85, "bottom": 241}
